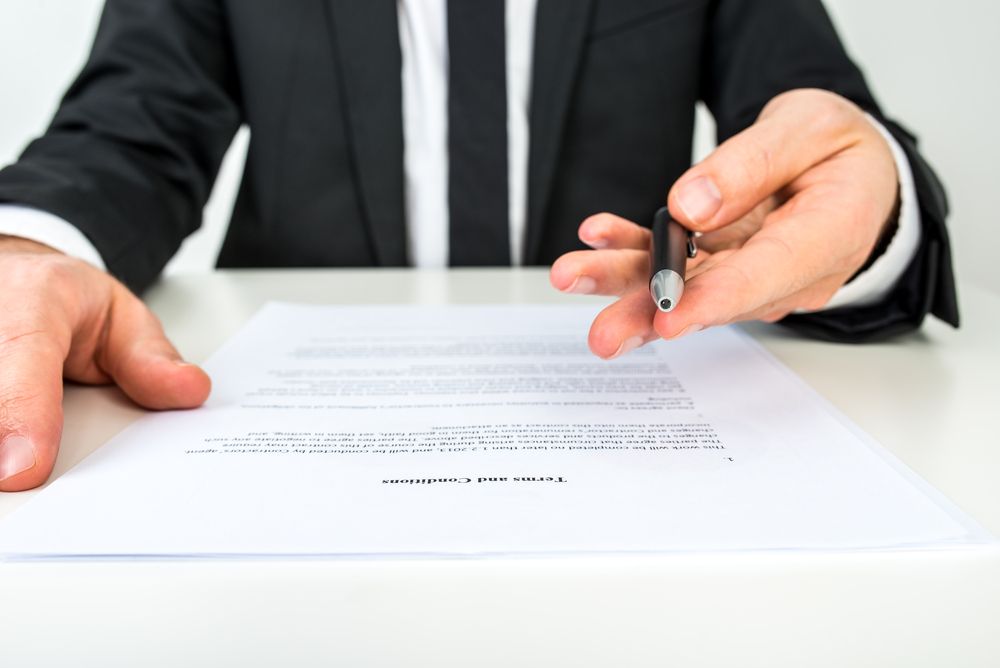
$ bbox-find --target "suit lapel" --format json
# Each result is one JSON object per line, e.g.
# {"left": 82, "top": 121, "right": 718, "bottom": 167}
{"left": 324, "top": 0, "right": 407, "bottom": 266}
{"left": 525, "top": 0, "right": 595, "bottom": 265}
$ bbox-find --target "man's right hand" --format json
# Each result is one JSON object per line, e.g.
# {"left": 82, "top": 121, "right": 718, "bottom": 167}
{"left": 0, "top": 236, "right": 211, "bottom": 492}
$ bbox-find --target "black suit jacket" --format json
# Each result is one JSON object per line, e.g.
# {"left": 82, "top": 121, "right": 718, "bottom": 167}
{"left": 0, "top": 0, "right": 959, "bottom": 342}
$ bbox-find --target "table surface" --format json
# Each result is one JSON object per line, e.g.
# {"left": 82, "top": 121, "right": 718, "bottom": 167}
{"left": 2, "top": 268, "right": 998, "bottom": 668}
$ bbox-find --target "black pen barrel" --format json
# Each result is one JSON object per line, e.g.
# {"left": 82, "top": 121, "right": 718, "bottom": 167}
{"left": 650, "top": 207, "right": 687, "bottom": 281}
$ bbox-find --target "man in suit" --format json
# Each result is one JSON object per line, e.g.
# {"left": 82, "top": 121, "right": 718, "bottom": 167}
{"left": 0, "top": 0, "right": 958, "bottom": 491}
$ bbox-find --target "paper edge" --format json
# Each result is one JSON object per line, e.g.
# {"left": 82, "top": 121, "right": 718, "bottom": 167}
{"left": 2, "top": 304, "right": 995, "bottom": 559}
{"left": 729, "top": 325, "right": 1000, "bottom": 547}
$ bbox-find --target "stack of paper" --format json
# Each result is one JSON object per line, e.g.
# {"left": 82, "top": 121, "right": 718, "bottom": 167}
{"left": 0, "top": 303, "right": 993, "bottom": 559}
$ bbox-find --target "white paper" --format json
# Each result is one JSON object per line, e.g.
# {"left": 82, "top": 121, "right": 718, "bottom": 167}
{"left": 0, "top": 303, "right": 994, "bottom": 559}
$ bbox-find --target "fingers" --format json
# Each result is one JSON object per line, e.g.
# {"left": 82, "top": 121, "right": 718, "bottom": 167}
{"left": 647, "top": 90, "right": 897, "bottom": 337}
{"left": 694, "top": 196, "right": 777, "bottom": 254}
{"left": 580, "top": 247, "right": 842, "bottom": 364}
{"left": 550, "top": 210, "right": 722, "bottom": 299}
{"left": 577, "top": 213, "right": 651, "bottom": 250}
{"left": 650, "top": 205, "right": 857, "bottom": 338}
{"left": 588, "top": 289, "right": 660, "bottom": 359}
{"left": 567, "top": 91, "right": 898, "bottom": 357}
{"left": 96, "top": 286, "right": 211, "bottom": 411}
{"left": 668, "top": 89, "right": 872, "bottom": 232}
{"left": 551, "top": 214, "right": 654, "bottom": 296}
{"left": 550, "top": 248, "right": 649, "bottom": 297}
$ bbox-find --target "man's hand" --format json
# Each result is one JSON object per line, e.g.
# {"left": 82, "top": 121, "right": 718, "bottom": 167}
{"left": 0, "top": 237, "right": 210, "bottom": 491}
{"left": 550, "top": 89, "right": 899, "bottom": 358}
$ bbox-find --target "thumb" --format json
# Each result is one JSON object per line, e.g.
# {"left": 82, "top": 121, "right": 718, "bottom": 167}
{"left": 668, "top": 89, "right": 868, "bottom": 231}
{"left": 97, "top": 286, "right": 211, "bottom": 410}
{"left": 0, "top": 327, "right": 66, "bottom": 492}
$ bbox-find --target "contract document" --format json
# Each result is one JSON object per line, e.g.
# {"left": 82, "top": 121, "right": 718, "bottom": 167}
{"left": 0, "top": 304, "right": 994, "bottom": 559}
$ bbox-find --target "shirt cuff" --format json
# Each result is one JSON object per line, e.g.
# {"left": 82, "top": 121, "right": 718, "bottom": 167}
{"left": 815, "top": 115, "right": 921, "bottom": 311}
{"left": 0, "top": 205, "right": 107, "bottom": 271}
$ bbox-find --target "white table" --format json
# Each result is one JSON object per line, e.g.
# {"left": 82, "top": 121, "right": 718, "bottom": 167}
{"left": 2, "top": 268, "right": 998, "bottom": 667}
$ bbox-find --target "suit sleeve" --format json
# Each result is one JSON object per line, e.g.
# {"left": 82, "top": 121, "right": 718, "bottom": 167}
{"left": 701, "top": 0, "right": 959, "bottom": 342}
{"left": 0, "top": 0, "right": 242, "bottom": 293}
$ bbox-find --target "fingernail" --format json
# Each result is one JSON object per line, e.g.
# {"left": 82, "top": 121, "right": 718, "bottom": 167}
{"left": 583, "top": 237, "right": 608, "bottom": 249}
{"left": 173, "top": 360, "right": 195, "bottom": 368}
{"left": 0, "top": 436, "right": 36, "bottom": 481}
{"left": 607, "top": 336, "right": 644, "bottom": 360}
{"left": 676, "top": 177, "right": 722, "bottom": 225}
{"left": 564, "top": 276, "right": 597, "bottom": 295}
{"left": 672, "top": 324, "right": 705, "bottom": 340}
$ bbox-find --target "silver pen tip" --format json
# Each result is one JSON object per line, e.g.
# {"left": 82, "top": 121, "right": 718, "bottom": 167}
{"left": 650, "top": 270, "right": 684, "bottom": 313}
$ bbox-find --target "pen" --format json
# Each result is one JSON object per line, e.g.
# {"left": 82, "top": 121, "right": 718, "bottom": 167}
{"left": 649, "top": 206, "right": 696, "bottom": 312}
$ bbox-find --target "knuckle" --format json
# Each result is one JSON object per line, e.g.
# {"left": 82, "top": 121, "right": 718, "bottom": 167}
{"left": 805, "top": 91, "right": 863, "bottom": 139}
{"left": 1, "top": 254, "right": 78, "bottom": 305}
{"left": 0, "top": 284, "right": 75, "bottom": 357}
{"left": 706, "top": 264, "right": 758, "bottom": 317}
{"left": 0, "top": 254, "right": 100, "bottom": 342}
{"left": 0, "top": 385, "right": 43, "bottom": 429}
{"left": 751, "top": 233, "right": 796, "bottom": 265}
{"left": 0, "top": 321, "right": 64, "bottom": 364}
{"left": 798, "top": 291, "right": 835, "bottom": 312}
{"left": 3, "top": 251, "right": 70, "bottom": 280}
{"left": 736, "top": 139, "right": 775, "bottom": 195}
{"left": 0, "top": 313, "right": 45, "bottom": 343}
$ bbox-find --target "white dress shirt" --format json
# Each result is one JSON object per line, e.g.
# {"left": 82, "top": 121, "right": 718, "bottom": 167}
{"left": 0, "top": 0, "right": 920, "bottom": 311}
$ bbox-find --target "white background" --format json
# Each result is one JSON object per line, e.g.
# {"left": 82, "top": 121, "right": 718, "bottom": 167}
{"left": 0, "top": 0, "right": 997, "bottom": 293}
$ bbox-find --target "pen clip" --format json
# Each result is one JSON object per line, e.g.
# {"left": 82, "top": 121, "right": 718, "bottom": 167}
{"left": 686, "top": 231, "right": 697, "bottom": 259}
